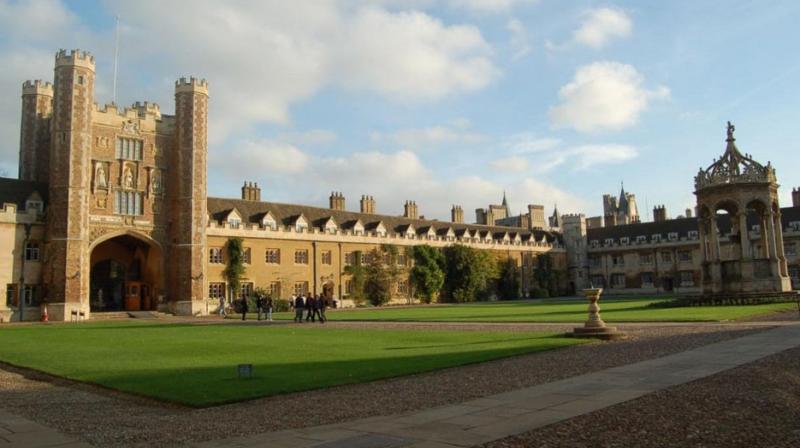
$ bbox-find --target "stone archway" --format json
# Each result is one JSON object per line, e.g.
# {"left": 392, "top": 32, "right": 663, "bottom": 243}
{"left": 89, "top": 232, "right": 163, "bottom": 312}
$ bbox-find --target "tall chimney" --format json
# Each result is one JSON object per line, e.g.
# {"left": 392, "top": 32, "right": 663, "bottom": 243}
{"left": 653, "top": 205, "right": 668, "bottom": 222}
{"left": 360, "top": 195, "right": 375, "bottom": 214}
{"left": 451, "top": 205, "right": 464, "bottom": 223}
{"left": 685, "top": 208, "right": 693, "bottom": 218}
{"left": 329, "top": 191, "right": 345, "bottom": 211}
{"left": 241, "top": 181, "right": 260, "bottom": 201}
{"left": 793, "top": 187, "right": 800, "bottom": 207}
{"left": 403, "top": 200, "right": 418, "bottom": 220}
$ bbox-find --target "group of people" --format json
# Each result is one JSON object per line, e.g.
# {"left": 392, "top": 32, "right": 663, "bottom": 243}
{"left": 292, "top": 294, "right": 328, "bottom": 323}
{"left": 217, "top": 294, "right": 273, "bottom": 321}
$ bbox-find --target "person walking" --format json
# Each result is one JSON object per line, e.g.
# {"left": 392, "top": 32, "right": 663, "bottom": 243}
{"left": 294, "top": 294, "right": 305, "bottom": 323}
{"left": 241, "top": 295, "right": 249, "bottom": 321}
{"left": 218, "top": 296, "right": 227, "bottom": 318}
{"left": 266, "top": 296, "right": 274, "bottom": 321}
{"left": 318, "top": 295, "right": 327, "bottom": 323}
{"left": 256, "top": 294, "right": 264, "bottom": 321}
{"left": 305, "top": 294, "right": 316, "bottom": 322}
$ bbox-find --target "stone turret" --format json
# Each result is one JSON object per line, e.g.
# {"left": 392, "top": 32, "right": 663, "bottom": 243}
{"left": 170, "top": 75, "right": 209, "bottom": 314}
{"left": 45, "top": 49, "right": 96, "bottom": 320}
{"left": 19, "top": 80, "right": 54, "bottom": 182}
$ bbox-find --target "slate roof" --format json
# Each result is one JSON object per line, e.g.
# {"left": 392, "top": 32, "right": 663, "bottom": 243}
{"left": 587, "top": 206, "right": 800, "bottom": 243}
{"left": 0, "top": 177, "right": 48, "bottom": 209}
{"left": 206, "top": 196, "right": 561, "bottom": 244}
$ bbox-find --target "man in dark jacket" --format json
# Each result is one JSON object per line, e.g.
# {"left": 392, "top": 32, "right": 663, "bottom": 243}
{"left": 256, "top": 294, "right": 264, "bottom": 321}
{"left": 294, "top": 295, "right": 304, "bottom": 323}
{"left": 241, "top": 296, "right": 249, "bottom": 321}
{"left": 305, "top": 295, "right": 316, "bottom": 322}
{"left": 317, "top": 295, "right": 327, "bottom": 323}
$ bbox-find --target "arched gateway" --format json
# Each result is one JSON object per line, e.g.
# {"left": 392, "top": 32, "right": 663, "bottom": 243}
{"left": 694, "top": 122, "right": 792, "bottom": 294}
{"left": 89, "top": 232, "right": 164, "bottom": 312}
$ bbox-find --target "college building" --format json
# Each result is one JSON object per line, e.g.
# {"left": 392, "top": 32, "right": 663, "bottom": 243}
{"left": 0, "top": 49, "right": 797, "bottom": 321}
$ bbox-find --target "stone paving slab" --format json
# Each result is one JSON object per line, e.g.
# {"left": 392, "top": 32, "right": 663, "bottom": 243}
{"left": 0, "top": 409, "right": 91, "bottom": 447}
{"left": 194, "top": 323, "right": 800, "bottom": 448}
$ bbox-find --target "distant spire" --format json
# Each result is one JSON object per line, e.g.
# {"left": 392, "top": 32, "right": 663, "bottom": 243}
{"left": 502, "top": 190, "right": 508, "bottom": 206}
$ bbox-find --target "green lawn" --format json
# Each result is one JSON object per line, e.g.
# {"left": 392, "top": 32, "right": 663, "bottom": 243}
{"left": 0, "top": 322, "right": 582, "bottom": 407}
{"left": 271, "top": 297, "right": 797, "bottom": 323}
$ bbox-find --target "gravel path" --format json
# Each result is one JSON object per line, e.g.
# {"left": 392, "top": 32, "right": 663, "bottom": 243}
{"left": 0, "top": 324, "right": 772, "bottom": 447}
{"left": 486, "top": 345, "right": 800, "bottom": 448}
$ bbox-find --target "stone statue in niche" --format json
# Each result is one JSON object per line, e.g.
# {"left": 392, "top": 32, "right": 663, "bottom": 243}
{"left": 150, "top": 168, "right": 162, "bottom": 195}
{"left": 123, "top": 165, "right": 134, "bottom": 189}
{"left": 95, "top": 163, "right": 107, "bottom": 189}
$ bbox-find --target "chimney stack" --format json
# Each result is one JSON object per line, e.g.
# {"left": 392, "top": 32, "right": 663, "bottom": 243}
{"left": 329, "top": 192, "right": 345, "bottom": 211}
{"left": 793, "top": 187, "right": 800, "bottom": 207}
{"left": 451, "top": 205, "right": 464, "bottom": 223}
{"left": 403, "top": 200, "right": 418, "bottom": 220}
{"left": 360, "top": 195, "right": 375, "bottom": 214}
{"left": 685, "top": 208, "right": 693, "bottom": 218}
{"left": 653, "top": 205, "right": 668, "bottom": 222}
{"left": 241, "top": 181, "right": 261, "bottom": 201}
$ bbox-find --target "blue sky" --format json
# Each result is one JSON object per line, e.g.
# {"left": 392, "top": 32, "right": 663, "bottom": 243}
{"left": 1, "top": 0, "right": 798, "bottom": 221}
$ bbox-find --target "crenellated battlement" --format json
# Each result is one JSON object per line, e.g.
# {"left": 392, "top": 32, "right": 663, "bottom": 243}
{"left": 22, "top": 80, "right": 54, "bottom": 96}
{"left": 175, "top": 77, "right": 209, "bottom": 95}
{"left": 132, "top": 101, "right": 161, "bottom": 118}
{"left": 94, "top": 101, "right": 162, "bottom": 120}
{"left": 55, "top": 49, "right": 95, "bottom": 70}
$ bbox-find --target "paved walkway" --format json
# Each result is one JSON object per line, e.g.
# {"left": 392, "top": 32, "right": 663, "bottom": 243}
{"left": 195, "top": 323, "right": 800, "bottom": 448}
{"left": 0, "top": 409, "right": 90, "bottom": 447}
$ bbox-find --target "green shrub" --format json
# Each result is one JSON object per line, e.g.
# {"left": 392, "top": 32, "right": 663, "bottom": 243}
{"left": 531, "top": 288, "right": 549, "bottom": 298}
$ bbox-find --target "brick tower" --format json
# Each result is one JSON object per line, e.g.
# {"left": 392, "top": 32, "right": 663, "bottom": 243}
{"left": 45, "top": 50, "right": 95, "bottom": 319}
{"left": 169, "top": 77, "right": 209, "bottom": 314}
{"left": 19, "top": 80, "right": 54, "bottom": 182}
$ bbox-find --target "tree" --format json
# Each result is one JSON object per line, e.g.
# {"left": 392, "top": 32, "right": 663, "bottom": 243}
{"left": 442, "top": 244, "right": 498, "bottom": 302}
{"left": 497, "top": 257, "right": 521, "bottom": 300}
{"left": 533, "top": 253, "right": 564, "bottom": 297}
{"left": 409, "top": 245, "right": 445, "bottom": 303}
{"left": 223, "top": 237, "right": 246, "bottom": 301}
{"left": 344, "top": 250, "right": 367, "bottom": 305}
{"left": 364, "top": 249, "right": 392, "bottom": 306}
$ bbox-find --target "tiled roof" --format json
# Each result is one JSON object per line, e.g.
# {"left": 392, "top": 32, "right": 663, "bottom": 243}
{"left": 206, "top": 196, "right": 561, "bottom": 243}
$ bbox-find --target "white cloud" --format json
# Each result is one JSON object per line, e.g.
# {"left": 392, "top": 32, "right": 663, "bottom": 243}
{"left": 490, "top": 155, "right": 529, "bottom": 173}
{"left": 507, "top": 18, "right": 532, "bottom": 61}
{"left": 0, "top": 0, "right": 79, "bottom": 43}
{"left": 451, "top": 0, "right": 534, "bottom": 14}
{"left": 212, "top": 140, "right": 310, "bottom": 176}
{"left": 549, "top": 61, "right": 669, "bottom": 132}
{"left": 508, "top": 134, "right": 562, "bottom": 153}
{"left": 573, "top": 7, "right": 632, "bottom": 48}
{"left": 338, "top": 7, "right": 499, "bottom": 101}
{"left": 277, "top": 129, "right": 338, "bottom": 146}
{"left": 371, "top": 124, "right": 487, "bottom": 149}
{"left": 568, "top": 144, "right": 638, "bottom": 170}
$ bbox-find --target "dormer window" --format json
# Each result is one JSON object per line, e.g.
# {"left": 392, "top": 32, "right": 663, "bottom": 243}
{"left": 228, "top": 218, "right": 241, "bottom": 229}
{"left": 590, "top": 240, "right": 599, "bottom": 248}
{"left": 636, "top": 235, "right": 647, "bottom": 243}
{"left": 688, "top": 230, "right": 699, "bottom": 239}
{"left": 261, "top": 212, "right": 277, "bottom": 230}
{"left": 604, "top": 238, "right": 614, "bottom": 246}
{"left": 652, "top": 234, "right": 662, "bottom": 243}
{"left": 620, "top": 237, "right": 630, "bottom": 245}
{"left": 668, "top": 232, "right": 679, "bottom": 241}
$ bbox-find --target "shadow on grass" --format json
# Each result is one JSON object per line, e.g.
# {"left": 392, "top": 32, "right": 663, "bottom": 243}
{"left": 2, "top": 342, "right": 580, "bottom": 407}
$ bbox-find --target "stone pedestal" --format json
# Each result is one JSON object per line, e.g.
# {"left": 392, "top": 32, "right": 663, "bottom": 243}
{"left": 570, "top": 288, "right": 626, "bottom": 340}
